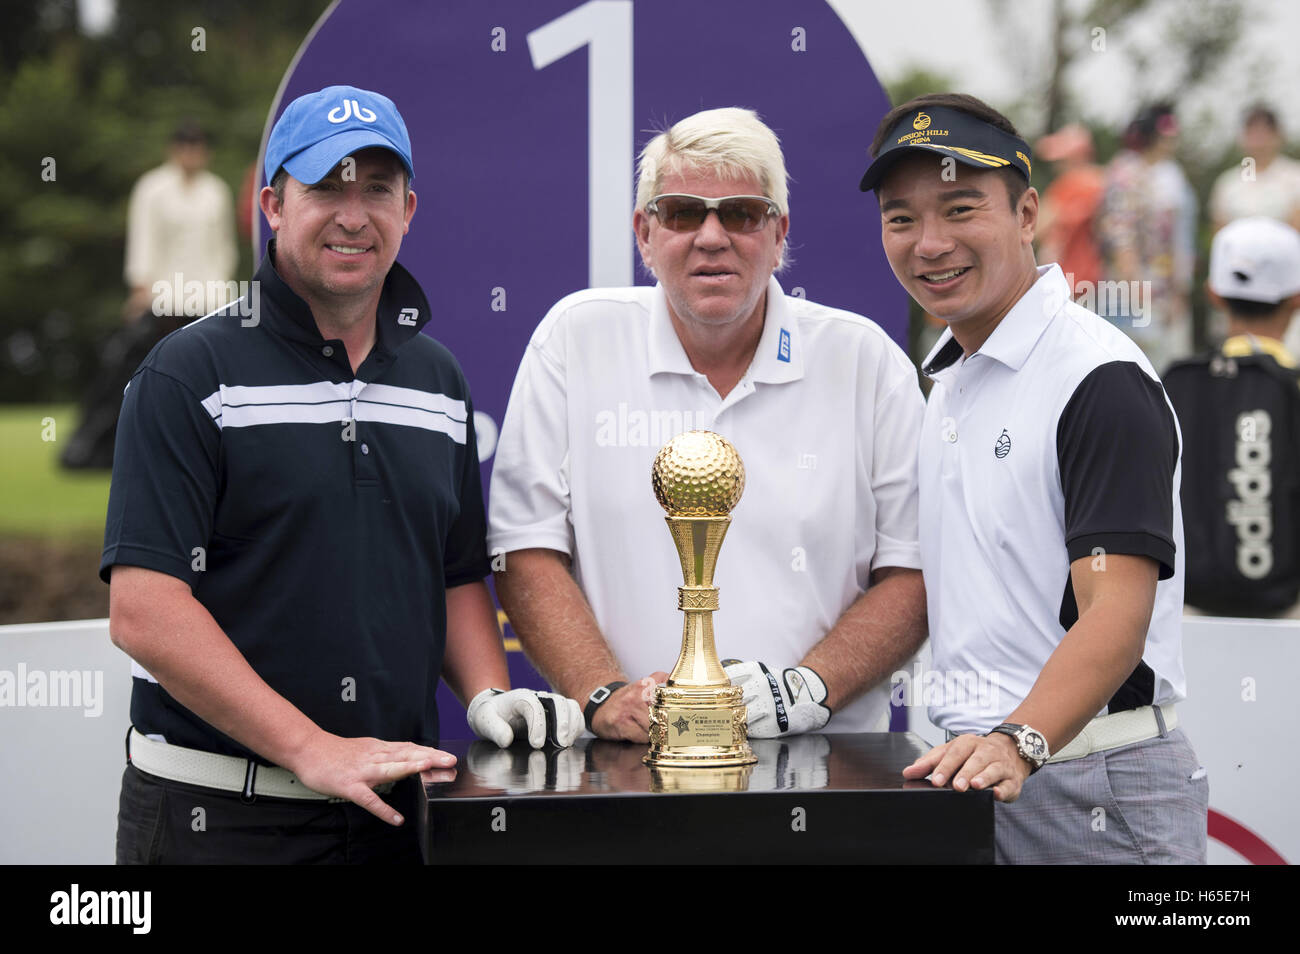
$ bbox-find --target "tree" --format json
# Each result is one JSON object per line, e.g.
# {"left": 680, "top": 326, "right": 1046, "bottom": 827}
{"left": 0, "top": 0, "right": 329, "bottom": 402}
{"left": 988, "top": 0, "right": 1248, "bottom": 140}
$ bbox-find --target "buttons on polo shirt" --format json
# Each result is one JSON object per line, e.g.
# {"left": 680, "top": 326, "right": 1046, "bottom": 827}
{"left": 939, "top": 416, "right": 958, "bottom": 443}
{"left": 361, "top": 443, "right": 370, "bottom": 455}
{"left": 322, "top": 345, "right": 334, "bottom": 357}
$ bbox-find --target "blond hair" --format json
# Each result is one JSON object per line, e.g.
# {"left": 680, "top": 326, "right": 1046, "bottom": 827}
{"left": 635, "top": 107, "right": 789, "bottom": 215}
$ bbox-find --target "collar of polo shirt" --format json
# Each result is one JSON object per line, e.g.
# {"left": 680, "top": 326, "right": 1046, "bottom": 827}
{"left": 647, "top": 276, "right": 805, "bottom": 385}
{"left": 257, "top": 239, "right": 431, "bottom": 364}
{"left": 922, "top": 265, "right": 1069, "bottom": 378}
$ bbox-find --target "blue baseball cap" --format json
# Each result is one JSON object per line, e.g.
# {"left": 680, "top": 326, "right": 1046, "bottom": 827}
{"left": 263, "top": 85, "right": 414, "bottom": 187}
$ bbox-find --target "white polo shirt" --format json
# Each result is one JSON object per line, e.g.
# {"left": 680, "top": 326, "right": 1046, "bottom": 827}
{"left": 488, "top": 277, "right": 924, "bottom": 732}
{"left": 919, "top": 264, "right": 1187, "bottom": 736}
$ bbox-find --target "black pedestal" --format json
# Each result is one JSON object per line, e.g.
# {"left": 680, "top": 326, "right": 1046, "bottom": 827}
{"left": 419, "top": 732, "right": 993, "bottom": 864}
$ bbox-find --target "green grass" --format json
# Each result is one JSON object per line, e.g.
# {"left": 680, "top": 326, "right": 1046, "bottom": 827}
{"left": 0, "top": 404, "right": 111, "bottom": 540}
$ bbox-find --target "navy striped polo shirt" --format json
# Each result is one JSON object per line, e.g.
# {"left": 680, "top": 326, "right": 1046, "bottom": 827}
{"left": 101, "top": 243, "right": 490, "bottom": 760}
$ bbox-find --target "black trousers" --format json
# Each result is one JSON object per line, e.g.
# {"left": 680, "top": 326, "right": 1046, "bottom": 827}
{"left": 115, "top": 764, "right": 423, "bottom": 865}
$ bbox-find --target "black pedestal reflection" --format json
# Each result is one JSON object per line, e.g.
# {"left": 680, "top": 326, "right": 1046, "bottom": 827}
{"left": 419, "top": 732, "right": 993, "bottom": 864}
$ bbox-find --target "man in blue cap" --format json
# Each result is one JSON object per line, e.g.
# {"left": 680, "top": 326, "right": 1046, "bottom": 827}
{"left": 103, "top": 85, "right": 581, "bottom": 864}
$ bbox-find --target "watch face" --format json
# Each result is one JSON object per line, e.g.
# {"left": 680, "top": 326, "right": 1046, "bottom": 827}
{"left": 590, "top": 686, "right": 612, "bottom": 705}
{"left": 1020, "top": 730, "right": 1048, "bottom": 761}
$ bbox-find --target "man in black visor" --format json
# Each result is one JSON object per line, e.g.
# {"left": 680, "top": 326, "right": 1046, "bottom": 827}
{"left": 863, "top": 93, "right": 1207, "bottom": 864}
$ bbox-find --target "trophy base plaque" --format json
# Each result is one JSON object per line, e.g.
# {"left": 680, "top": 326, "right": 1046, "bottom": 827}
{"left": 644, "top": 685, "right": 756, "bottom": 767}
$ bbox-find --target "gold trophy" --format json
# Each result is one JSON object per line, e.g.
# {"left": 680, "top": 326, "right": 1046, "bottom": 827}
{"left": 644, "top": 431, "right": 756, "bottom": 767}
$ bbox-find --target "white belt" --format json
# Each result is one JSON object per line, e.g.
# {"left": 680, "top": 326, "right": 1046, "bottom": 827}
{"left": 1047, "top": 703, "right": 1177, "bottom": 763}
{"left": 127, "top": 728, "right": 391, "bottom": 802}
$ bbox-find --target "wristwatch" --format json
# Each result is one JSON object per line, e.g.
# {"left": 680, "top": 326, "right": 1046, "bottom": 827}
{"left": 583, "top": 681, "right": 627, "bottom": 731}
{"left": 986, "top": 722, "right": 1049, "bottom": 773}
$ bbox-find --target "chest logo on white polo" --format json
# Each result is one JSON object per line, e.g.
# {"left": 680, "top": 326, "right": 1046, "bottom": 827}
{"left": 994, "top": 429, "right": 1011, "bottom": 459}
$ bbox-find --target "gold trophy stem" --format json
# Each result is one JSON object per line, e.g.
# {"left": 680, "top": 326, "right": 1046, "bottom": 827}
{"left": 666, "top": 516, "right": 730, "bottom": 688}
{"left": 645, "top": 514, "right": 755, "bottom": 766}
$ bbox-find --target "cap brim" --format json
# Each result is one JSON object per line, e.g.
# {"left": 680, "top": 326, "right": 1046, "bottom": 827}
{"left": 859, "top": 150, "right": 912, "bottom": 192}
{"left": 859, "top": 143, "right": 1019, "bottom": 192}
{"left": 1208, "top": 279, "right": 1292, "bottom": 304}
{"left": 280, "top": 128, "right": 414, "bottom": 185}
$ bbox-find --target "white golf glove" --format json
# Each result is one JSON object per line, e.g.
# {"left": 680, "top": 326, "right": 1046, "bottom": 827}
{"left": 466, "top": 688, "right": 584, "bottom": 749}
{"left": 723, "top": 661, "right": 831, "bottom": 738}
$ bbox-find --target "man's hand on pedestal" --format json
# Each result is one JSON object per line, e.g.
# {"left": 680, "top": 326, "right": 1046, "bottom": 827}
{"left": 287, "top": 732, "right": 457, "bottom": 826}
{"left": 723, "top": 661, "right": 831, "bottom": 738}
{"left": 902, "top": 731, "right": 1033, "bottom": 803}
{"left": 588, "top": 674, "right": 668, "bottom": 742}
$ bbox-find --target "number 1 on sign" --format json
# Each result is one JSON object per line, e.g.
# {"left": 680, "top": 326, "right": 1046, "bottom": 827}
{"left": 528, "top": 1, "right": 633, "bottom": 287}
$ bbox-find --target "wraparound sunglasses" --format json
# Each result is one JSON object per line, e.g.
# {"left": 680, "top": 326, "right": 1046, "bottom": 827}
{"left": 645, "top": 194, "right": 780, "bottom": 233}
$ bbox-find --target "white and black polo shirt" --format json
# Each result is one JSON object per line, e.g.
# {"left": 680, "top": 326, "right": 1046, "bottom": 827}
{"left": 101, "top": 242, "right": 490, "bottom": 759}
{"left": 918, "top": 264, "right": 1186, "bottom": 735}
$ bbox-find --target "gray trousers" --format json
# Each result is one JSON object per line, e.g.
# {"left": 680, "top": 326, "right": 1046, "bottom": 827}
{"left": 994, "top": 727, "right": 1208, "bottom": 864}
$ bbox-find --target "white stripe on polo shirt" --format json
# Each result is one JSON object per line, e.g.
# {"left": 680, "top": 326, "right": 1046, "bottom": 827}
{"left": 202, "top": 381, "right": 349, "bottom": 425}
{"left": 201, "top": 381, "right": 468, "bottom": 442}
{"left": 219, "top": 401, "right": 351, "bottom": 428}
{"left": 131, "top": 660, "right": 159, "bottom": 684}
{"left": 354, "top": 401, "right": 467, "bottom": 443}
{"left": 209, "top": 381, "right": 347, "bottom": 409}
{"left": 359, "top": 383, "right": 467, "bottom": 421}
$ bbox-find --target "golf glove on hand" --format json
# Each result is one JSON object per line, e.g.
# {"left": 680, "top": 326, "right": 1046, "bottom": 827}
{"left": 723, "top": 661, "right": 831, "bottom": 738}
{"left": 467, "top": 688, "right": 584, "bottom": 749}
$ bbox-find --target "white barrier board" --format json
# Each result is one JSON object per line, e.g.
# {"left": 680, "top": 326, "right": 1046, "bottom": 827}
{"left": 1, "top": 615, "right": 1294, "bottom": 864}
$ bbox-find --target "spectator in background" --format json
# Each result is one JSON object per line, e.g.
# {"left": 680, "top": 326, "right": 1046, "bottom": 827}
{"left": 1034, "top": 123, "right": 1104, "bottom": 298}
{"left": 1095, "top": 103, "right": 1197, "bottom": 373}
{"left": 1163, "top": 217, "right": 1300, "bottom": 619}
{"left": 1210, "top": 106, "right": 1300, "bottom": 233}
{"left": 62, "top": 121, "right": 238, "bottom": 469}
{"left": 1209, "top": 105, "right": 1300, "bottom": 352}
{"left": 123, "top": 120, "right": 237, "bottom": 322}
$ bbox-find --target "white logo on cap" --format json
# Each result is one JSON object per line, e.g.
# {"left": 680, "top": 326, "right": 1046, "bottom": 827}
{"left": 327, "top": 99, "right": 378, "bottom": 124}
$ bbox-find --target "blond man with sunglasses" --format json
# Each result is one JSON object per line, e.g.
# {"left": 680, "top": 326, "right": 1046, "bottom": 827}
{"left": 489, "top": 108, "right": 927, "bottom": 741}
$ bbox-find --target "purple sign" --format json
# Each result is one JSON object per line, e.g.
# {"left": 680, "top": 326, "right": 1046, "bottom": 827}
{"left": 260, "top": 0, "right": 903, "bottom": 735}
